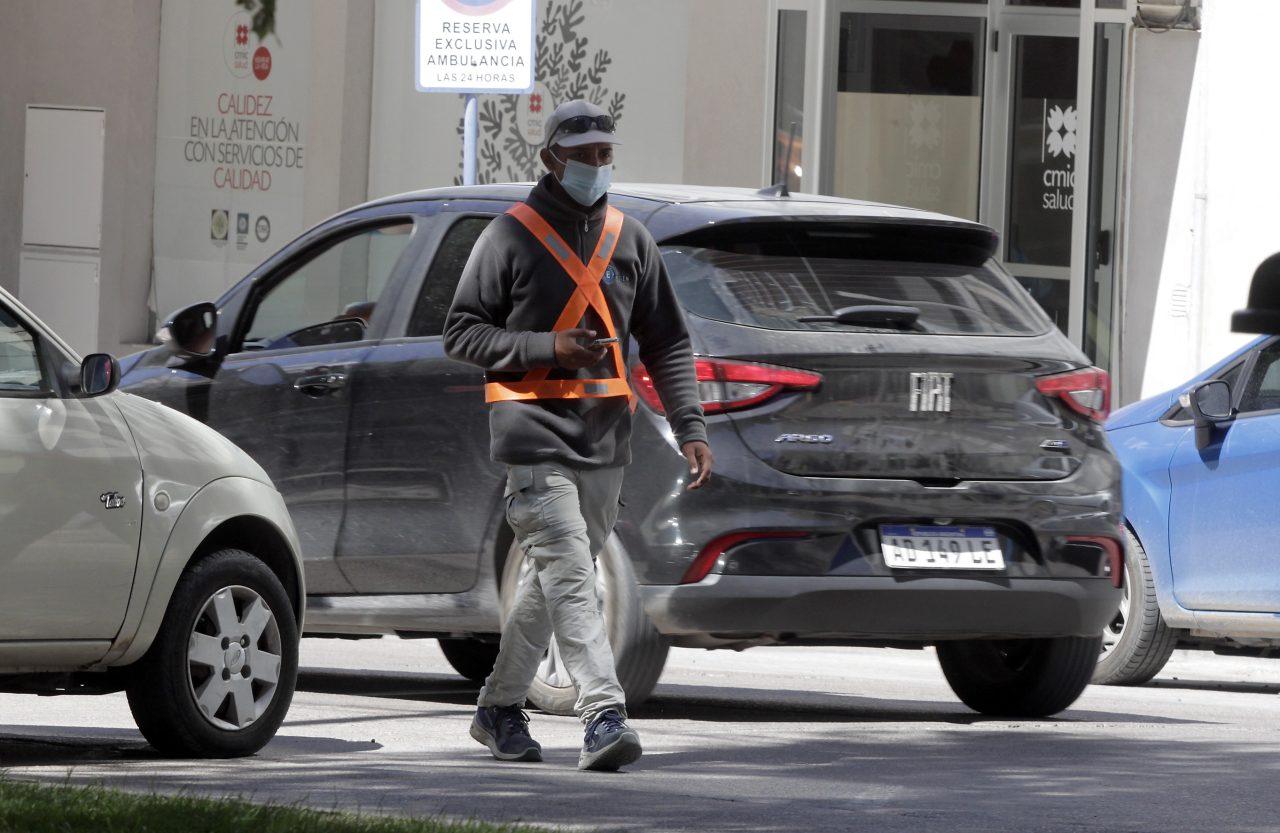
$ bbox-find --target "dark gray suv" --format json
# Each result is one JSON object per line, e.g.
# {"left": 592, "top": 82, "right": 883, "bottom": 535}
{"left": 120, "top": 184, "right": 1122, "bottom": 718}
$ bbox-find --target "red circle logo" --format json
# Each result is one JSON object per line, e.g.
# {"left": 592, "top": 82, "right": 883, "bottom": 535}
{"left": 253, "top": 46, "right": 272, "bottom": 80}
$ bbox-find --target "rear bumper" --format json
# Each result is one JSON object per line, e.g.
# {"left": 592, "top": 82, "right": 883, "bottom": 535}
{"left": 640, "top": 574, "right": 1119, "bottom": 641}
{"left": 618, "top": 412, "right": 1123, "bottom": 586}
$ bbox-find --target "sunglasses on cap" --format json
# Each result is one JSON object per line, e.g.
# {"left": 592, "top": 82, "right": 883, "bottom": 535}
{"left": 547, "top": 114, "right": 616, "bottom": 145}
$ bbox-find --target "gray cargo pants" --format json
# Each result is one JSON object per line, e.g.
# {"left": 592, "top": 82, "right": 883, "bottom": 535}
{"left": 477, "top": 462, "right": 627, "bottom": 724}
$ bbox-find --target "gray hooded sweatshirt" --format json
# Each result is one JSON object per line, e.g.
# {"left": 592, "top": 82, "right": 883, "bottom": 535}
{"left": 443, "top": 175, "right": 708, "bottom": 468}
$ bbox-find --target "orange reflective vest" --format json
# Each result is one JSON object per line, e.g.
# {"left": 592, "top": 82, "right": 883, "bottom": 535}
{"left": 484, "top": 202, "right": 632, "bottom": 404}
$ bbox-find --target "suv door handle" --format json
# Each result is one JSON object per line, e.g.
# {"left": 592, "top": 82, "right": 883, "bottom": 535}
{"left": 293, "top": 372, "right": 347, "bottom": 396}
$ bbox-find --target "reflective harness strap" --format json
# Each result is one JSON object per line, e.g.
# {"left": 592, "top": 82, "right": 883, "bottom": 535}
{"left": 484, "top": 203, "right": 631, "bottom": 403}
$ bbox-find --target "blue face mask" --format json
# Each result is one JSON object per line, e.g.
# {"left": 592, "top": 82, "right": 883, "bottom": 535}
{"left": 555, "top": 155, "right": 613, "bottom": 206}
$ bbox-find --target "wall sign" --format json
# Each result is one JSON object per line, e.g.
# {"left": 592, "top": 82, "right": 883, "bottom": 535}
{"left": 152, "top": 0, "right": 310, "bottom": 319}
{"left": 416, "top": 0, "right": 536, "bottom": 94}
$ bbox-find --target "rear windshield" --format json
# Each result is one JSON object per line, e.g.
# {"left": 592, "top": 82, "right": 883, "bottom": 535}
{"left": 660, "top": 223, "right": 1051, "bottom": 336}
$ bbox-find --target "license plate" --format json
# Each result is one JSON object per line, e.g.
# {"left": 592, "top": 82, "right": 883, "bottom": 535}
{"left": 878, "top": 524, "right": 1005, "bottom": 570}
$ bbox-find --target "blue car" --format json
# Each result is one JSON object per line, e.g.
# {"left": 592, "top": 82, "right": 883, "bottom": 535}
{"left": 1098, "top": 335, "right": 1280, "bottom": 684}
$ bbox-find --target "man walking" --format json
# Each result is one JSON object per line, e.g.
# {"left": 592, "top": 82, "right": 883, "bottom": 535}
{"left": 444, "top": 98, "right": 713, "bottom": 771}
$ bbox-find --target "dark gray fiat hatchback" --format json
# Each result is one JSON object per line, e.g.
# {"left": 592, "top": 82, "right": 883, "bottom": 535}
{"left": 120, "top": 183, "right": 1122, "bottom": 717}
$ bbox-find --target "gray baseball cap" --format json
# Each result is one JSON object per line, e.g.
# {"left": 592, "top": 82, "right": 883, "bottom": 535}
{"left": 544, "top": 99, "right": 621, "bottom": 148}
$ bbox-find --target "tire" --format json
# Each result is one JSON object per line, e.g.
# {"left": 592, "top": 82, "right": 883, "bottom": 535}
{"left": 126, "top": 549, "right": 299, "bottom": 757}
{"left": 1092, "top": 525, "right": 1178, "bottom": 686}
{"left": 499, "top": 534, "right": 669, "bottom": 716}
{"left": 936, "top": 634, "right": 1101, "bottom": 717}
{"left": 438, "top": 637, "right": 499, "bottom": 683}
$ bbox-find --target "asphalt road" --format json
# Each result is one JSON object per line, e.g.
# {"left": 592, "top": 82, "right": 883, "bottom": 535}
{"left": 3, "top": 639, "right": 1280, "bottom": 832}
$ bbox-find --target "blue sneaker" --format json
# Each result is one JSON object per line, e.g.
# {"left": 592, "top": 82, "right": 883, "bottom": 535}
{"left": 470, "top": 705, "right": 542, "bottom": 762}
{"left": 578, "top": 708, "right": 642, "bottom": 771}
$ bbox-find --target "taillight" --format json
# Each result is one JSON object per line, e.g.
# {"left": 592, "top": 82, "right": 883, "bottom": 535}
{"left": 682, "top": 531, "right": 809, "bottom": 584}
{"left": 633, "top": 358, "right": 822, "bottom": 415}
{"left": 1035, "top": 367, "right": 1111, "bottom": 423}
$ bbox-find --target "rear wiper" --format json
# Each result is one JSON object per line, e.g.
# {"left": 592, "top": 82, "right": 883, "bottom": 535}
{"left": 798, "top": 304, "right": 922, "bottom": 330}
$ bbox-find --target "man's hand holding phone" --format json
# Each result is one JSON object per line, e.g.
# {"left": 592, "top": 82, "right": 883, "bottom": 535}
{"left": 554, "top": 328, "right": 613, "bottom": 369}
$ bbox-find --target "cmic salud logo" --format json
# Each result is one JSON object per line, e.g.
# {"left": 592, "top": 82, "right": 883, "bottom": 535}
{"left": 441, "top": 0, "right": 516, "bottom": 13}
{"left": 1041, "top": 104, "right": 1078, "bottom": 212}
{"left": 1046, "top": 105, "right": 1077, "bottom": 159}
{"left": 224, "top": 11, "right": 272, "bottom": 80}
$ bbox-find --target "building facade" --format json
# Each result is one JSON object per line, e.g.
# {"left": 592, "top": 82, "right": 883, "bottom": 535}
{"left": 3, "top": 0, "right": 1270, "bottom": 406}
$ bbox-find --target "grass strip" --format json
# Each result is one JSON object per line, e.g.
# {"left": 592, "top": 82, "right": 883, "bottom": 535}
{"left": 0, "top": 778, "right": 559, "bottom": 833}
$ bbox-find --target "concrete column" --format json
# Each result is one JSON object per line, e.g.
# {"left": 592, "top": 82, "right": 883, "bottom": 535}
{"left": 683, "top": 1, "right": 770, "bottom": 188}
{"left": 304, "top": 1, "right": 375, "bottom": 225}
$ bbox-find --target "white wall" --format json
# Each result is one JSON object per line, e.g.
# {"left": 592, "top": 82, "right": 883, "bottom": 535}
{"left": 305, "top": 2, "right": 376, "bottom": 228}
{"left": 1195, "top": 0, "right": 1280, "bottom": 364}
{"left": 684, "top": 1, "right": 771, "bottom": 188}
{"left": 0, "top": 0, "right": 161, "bottom": 356}
{"left": 1126, "top": 26, "right": 1199, "bottom": 402}
{"left": 1133, "top": 0, "right": 1280, "bottom": 400}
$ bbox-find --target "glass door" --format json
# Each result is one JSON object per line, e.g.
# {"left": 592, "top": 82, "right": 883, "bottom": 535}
{"left": 829, "top": 7, "right": 987, "bottom": 221}
{"left": 988, "top": 14, "right": 1080, "bottom": 334}
{"left": 1084, "top": 21, "right": 1125, "bottom": 370}
{"left": 811, "top": 2, "right": 1126, "bottom": 365}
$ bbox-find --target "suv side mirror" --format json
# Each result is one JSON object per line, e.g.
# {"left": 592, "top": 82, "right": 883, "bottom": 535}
{"left": 1233, "top": 252, "right": 1280, "bottom": 334}
{"left": 159, "top": 302, "right": 219, "bottom": 360}
{"left": 80, "top": 353, "right": 120, "bottom": 397}
{"left": 1180, "top": 379, "right": 1233, "bottom": 451}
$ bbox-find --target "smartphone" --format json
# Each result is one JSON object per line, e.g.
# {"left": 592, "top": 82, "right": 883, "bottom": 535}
{"left": 589, "top": 337, "right": 619, "bottom": 348}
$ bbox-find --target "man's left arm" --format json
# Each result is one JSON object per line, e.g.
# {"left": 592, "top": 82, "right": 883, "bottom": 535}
{"left": 629, "top": 230, "right": 713, "bottom": 490}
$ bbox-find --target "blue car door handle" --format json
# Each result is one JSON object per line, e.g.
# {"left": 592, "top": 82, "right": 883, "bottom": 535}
{"left": 293, "top": 371, "right": 347, "bottom": 397}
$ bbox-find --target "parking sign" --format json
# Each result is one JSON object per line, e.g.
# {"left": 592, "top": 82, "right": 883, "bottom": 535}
{"left": 416, "top": 0, "right": 536, "bottom": 94}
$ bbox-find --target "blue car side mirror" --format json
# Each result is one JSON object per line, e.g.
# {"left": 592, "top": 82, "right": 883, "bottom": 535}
{"left": 1181, "top": 379, "right": 1233, "bottom": 451}
{"left": 1233, "top": 252, "right": 1280, "bottom": 334}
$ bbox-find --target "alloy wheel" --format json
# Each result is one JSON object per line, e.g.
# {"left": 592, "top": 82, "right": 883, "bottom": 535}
{"left": 184, "top": 584, "right": 283, "bottom": 731}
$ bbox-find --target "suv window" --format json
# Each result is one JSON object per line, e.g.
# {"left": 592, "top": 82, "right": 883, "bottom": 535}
{"left": 407, "top": 217, "right": 492, "bottom": 338}
{"left": 660, "top": 223, "right": 1048, "bottom": 336}
{"left": 1238, "top": 341, "right": 1280, "bottom": 415}
{"left": 243, "top": 221, "right": 414, "bottom": 350}
{"left": 0, "top": 306, "right": 47, "bottom": 395}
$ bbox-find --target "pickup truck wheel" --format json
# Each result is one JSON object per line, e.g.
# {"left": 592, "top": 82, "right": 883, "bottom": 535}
{"left": 126, "top": 549, "right": 298, "bottom": 757}
{"left": 936, "top": 634, "right": 1101, "bottom": 717}
{"left": 1093, "top": 526, "right": 1179, "bottom": 685}
{"left": 499, "top": 534, "right": 669, "bottom": 716}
